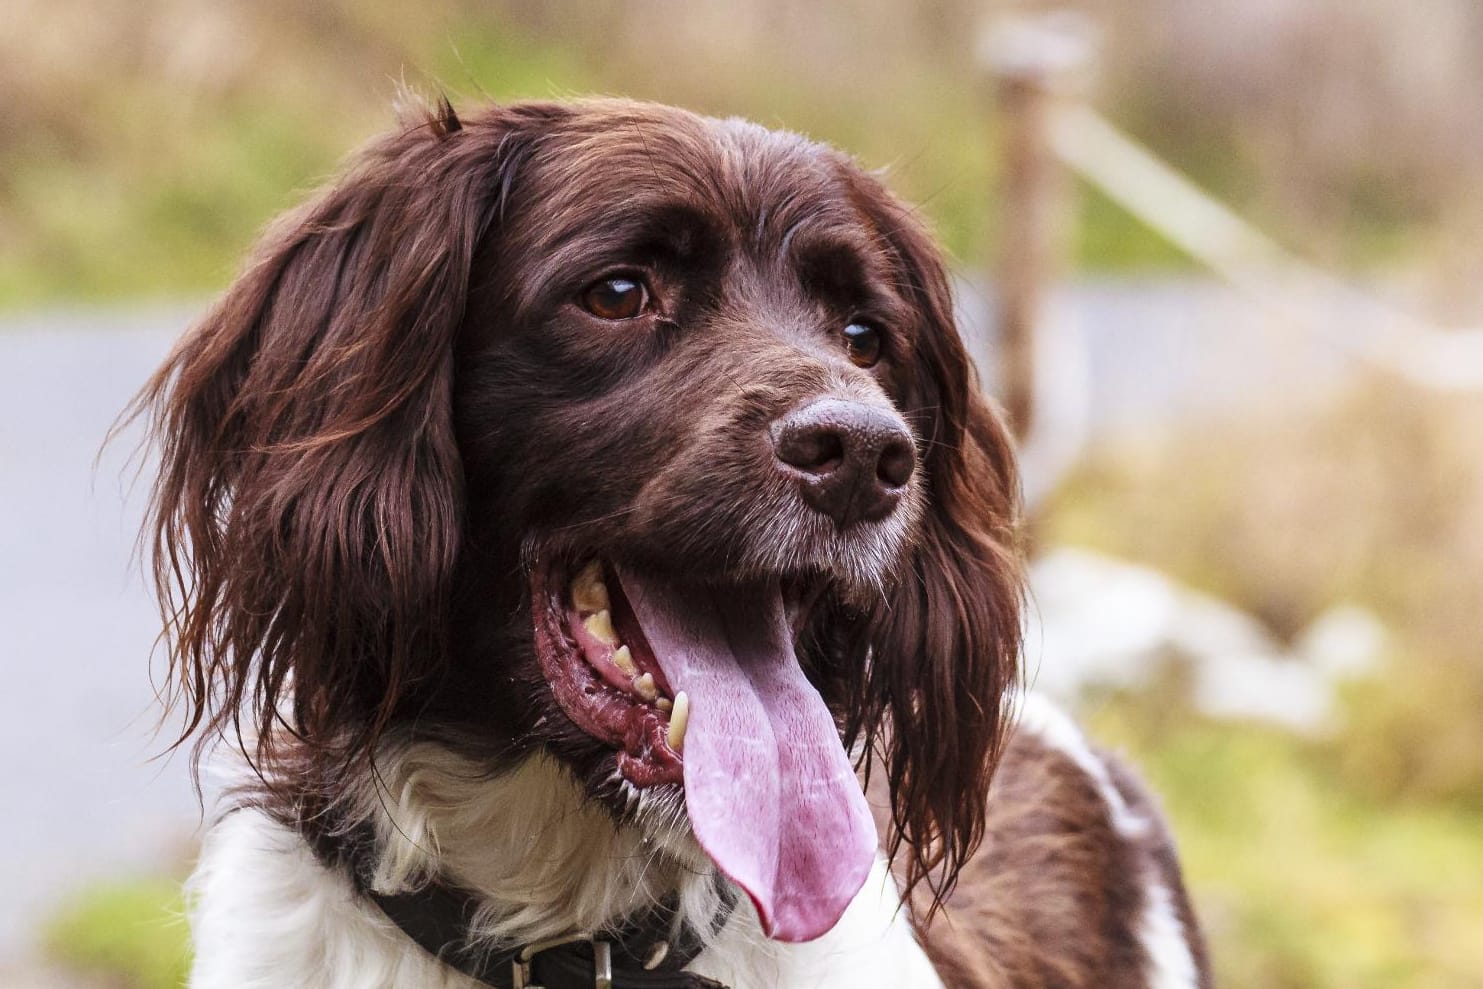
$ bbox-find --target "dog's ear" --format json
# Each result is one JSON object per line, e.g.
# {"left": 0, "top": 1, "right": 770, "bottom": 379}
{"left": 137, "top": 100, "right": 546, "bottom": 777}
{"left": 837, "top": 170, "right": 1026, "bottom": 916}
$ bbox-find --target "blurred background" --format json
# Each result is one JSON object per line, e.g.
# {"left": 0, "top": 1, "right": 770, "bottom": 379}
{"left": 3, "top": 1, "right": 1482, "bottom": 986}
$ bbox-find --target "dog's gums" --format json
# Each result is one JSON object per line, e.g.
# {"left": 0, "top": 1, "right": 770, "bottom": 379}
{"left": 534, "top": 556, "right": 828, "bottom": 791}
{"left": 533, "top": 557, "right": 685, "bottom": 787}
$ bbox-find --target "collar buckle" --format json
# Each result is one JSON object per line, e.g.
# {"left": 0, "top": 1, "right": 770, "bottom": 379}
{"left": 511, "top": 936, "right": 613, "bottom": 989}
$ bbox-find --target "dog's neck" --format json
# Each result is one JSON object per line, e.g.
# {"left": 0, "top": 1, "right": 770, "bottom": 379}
{"left": 343, "top": 743, "right": 729, "bottom": 952}
{"left": 195, "top": 740, "right": 941, "bottom": 988}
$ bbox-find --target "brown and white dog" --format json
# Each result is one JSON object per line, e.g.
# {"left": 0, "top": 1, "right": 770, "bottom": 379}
{"left": 137, "top": 98, "right": 1210, "bottom": 988}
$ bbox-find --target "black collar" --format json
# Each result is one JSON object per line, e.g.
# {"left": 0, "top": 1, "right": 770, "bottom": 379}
{"left": 366, "top": 873, "right": 736, "bottom": 989}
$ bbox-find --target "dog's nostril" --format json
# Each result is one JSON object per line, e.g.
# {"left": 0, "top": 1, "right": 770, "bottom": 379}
{"left": 775, "top": 423, "right": 845, "bottom": 475}
{"left": 877, "top": 438, "right": 915, "bottom": 489}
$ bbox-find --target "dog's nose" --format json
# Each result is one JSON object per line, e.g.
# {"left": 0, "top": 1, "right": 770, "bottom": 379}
{"left": 772, "top": 398, "right": 915, "bottom": 527}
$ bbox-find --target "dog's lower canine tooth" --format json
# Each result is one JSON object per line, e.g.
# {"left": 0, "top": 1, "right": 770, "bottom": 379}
{"left": 583, "top": 609, "right": 617, "bottom": 645}
{"left": 571, "top": 560, "right": 609, "bottom": 614}
{"left": 611, "top": 645, "right": 637, "bottom": 675}
{"left": 633, "top": 672, "right": 658, "bottom": 702}
{"left": 668, "top": 691, "right": 689, "bottom": 753}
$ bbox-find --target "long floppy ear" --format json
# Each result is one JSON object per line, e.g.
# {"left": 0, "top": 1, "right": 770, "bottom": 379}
{"left": 840, "top": 172, "right": 1026, "bottom": 916}
{"left": 135, "top": 100, "right": 539, "bottom": 780}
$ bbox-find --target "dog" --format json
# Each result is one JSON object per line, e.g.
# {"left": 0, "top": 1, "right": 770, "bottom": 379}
{"left": 136, "top": 97, "right": 1210, "bottom": 988}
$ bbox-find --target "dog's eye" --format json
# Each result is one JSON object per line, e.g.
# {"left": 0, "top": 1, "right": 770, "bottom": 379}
{"left": 843, "top": 322, "right": 882, "bottom": 368}
{"left": 581, "top": 276, "right": 649, "bottom": 320}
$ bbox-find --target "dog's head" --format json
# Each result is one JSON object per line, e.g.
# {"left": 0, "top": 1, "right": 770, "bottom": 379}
{"left": 141, "top": 98, "right": 1022, "bottom": 941}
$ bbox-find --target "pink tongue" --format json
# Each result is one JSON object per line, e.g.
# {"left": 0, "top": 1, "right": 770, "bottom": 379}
{"left": 617, "top": 568, "right": 877, "bottom": 943}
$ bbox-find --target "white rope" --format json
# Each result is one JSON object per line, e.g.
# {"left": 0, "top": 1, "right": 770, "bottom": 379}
{"left": 1047, "top": 102, "right": 1483, "bottom": 391}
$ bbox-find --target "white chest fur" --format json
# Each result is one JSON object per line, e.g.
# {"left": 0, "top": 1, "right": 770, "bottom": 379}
{"left": 187, "top": 754, "right": 941, "bottom": 989}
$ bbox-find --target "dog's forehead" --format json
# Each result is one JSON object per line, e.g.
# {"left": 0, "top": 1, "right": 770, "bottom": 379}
{"left": 518, "top": 101, "right": 861, "bottom": 246}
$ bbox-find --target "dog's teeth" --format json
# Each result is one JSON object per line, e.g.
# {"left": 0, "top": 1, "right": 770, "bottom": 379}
{"left": 571, "top": 561, "right": 610, "bottom": 614}
{"left": 611, "top": 645, "right": 637, "bottom": 675}
{"left": 655, "top": 697, "right": 672, "bottom": 713}
{"left": 633, "top": 672, "right": 658, "bottom": 702}
{"left": 583, "top": 609, "right": 618, "bottom": 646}
{"left": 668, "top": 691, "right": 689, "bottom": 753}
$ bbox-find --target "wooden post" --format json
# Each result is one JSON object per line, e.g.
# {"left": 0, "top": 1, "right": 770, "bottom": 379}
{"left": 980, "top": 15, "right": 1094, "bottom": 442}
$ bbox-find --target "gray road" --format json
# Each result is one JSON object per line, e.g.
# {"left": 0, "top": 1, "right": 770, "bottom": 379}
{"left": 0, "top": 280, "right": 1355, "bottom": 960}
{"left": 0, "top": 306, "right": 202, "bottom": 957}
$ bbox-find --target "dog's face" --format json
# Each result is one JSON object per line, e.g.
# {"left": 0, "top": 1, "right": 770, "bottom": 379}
{"left": 141, "top": 99, "right": 1023, "bottom": 941}
{"left": 459, "top": 107, "right": 925, "bottom": 583}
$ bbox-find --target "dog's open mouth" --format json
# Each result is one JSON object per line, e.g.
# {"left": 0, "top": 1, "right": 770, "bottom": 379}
{"left": 532, "top": 557, "right": 878, "bottom": 943}
{"left": 532, "top": 558, "right": 687, "bottom": 787}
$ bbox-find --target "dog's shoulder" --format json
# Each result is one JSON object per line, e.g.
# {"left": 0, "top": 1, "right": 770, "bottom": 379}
{"left": 911, "top": 694, "right": 1211, "bottom": 989}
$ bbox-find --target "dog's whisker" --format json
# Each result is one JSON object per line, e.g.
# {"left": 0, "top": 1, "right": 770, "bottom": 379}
{"left": 548, "top": 502, "right": 645, "bottom": 534}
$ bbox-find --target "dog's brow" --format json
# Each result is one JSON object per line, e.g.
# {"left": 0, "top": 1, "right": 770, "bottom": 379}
{"left": 554, "top": 199, "right": 725, "bottom": 266}
{"left": 779, "top": 216, "right": 809, "bottom": 259}
{"left": 785, "top": 227, "right": 895, "bottom": 315}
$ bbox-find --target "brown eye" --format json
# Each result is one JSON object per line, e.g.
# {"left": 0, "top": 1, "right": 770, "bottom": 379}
{"left": 843, "top": 322, "right": 882, "bottom": 368}
{"left": 581, "top": 276, "right": 648, "bottom": 320}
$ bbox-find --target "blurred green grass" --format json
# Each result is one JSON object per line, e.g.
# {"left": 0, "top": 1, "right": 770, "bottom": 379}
{"left": 1045, "top": 382, "right": 1483, "bottom": 810}
{"left": 0, "top": 11, "right": 596, "bottom": 308}
{"left": 1049, "top": 380, "right": 1483, "bottom": 987}
{"left": 43, "top": 878, "right": 189, "bottom": 989}
{"left": 1090, "top": 692, "right": 1483, "bottom": 989}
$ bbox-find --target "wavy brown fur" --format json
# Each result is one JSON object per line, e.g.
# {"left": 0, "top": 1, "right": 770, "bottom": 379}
{"left": 132, "top": 97, "right": 1024, "bottom": 919}
{"left": 878, "top": 716, "right": 1212, "bottom": 987}
{"left": 831, "top": 178, "right": 1024, "bottom": 910}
